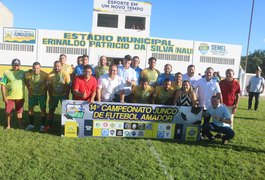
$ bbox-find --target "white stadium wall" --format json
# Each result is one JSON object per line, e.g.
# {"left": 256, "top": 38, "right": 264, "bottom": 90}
{"left": 0, "top": 27, "right": 242, "bottom": 78}
{"left": 193, "top": 41, "right": 242, "bottom": 78}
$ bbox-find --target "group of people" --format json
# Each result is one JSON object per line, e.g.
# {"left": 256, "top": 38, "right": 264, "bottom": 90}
{"left": 1, "top": 54, "right": 264, "bottom": 144}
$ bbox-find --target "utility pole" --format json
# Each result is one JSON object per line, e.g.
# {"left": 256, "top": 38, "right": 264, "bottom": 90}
{"left": 244, "top": 0, "right": 255, "bottom": 72}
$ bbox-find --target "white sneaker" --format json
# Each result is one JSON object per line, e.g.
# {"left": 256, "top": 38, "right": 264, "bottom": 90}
{"left": 25, "top": 124, "right": 35, "bottom": 131}
{"left": 39, "top": 125, "right": 45, "bottom": 132}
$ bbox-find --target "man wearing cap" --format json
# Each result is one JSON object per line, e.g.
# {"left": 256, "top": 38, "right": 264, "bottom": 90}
{"left": 247, "top": 66, "right": 265, "bottom": 111}
{"left": 117, "top": 55, "right": 137, "bottom": 103}
{"left": 0, "top": 59, "right": 25, "bottom": 129}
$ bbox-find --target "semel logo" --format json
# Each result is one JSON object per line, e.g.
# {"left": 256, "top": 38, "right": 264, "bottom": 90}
{"left": 198, "top": 43, "right": 209, "bottom": 55}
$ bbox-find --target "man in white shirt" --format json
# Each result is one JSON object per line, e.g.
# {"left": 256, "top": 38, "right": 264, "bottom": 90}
{"left": 193, "top": 67, "right": 222, "bottom": 110}
{"left": 247, "top": 66, "right": 265, "bottom": 111}
{"left": 118, "top": 55, "right": 137, "bottom": 102}
{"left": 97, "top": 64, "right": 121, "bottom": 102}
{"left": 182, "top": 64, "right": 201, "bottom": 87}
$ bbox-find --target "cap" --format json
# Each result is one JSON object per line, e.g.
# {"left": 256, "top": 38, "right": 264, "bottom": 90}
{"left": 124, "top": 55, "right": 132, "bottom": 61}
{"left": 11, "top": 58, "right": 21, "bottom": 66}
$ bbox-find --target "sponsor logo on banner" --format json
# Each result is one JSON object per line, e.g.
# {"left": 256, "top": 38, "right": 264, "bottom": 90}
{"left": 137, "top": 131, "right": 144, "bottom": 137}
{"left": 102, "top": 129, "right": 109, "bottom": 136}
{"left": 131, "top": 131, "right": 137, "bottom": 137}
{"left": 131, "top": 123, "right": 138, "bottom": 130}
{"left": 164, "top": 132, "right": 171, "bottom": 139}
{"left": 116, "top": 122, "right": 123, "bottom": 129}
{"left": 157, "top": 131, "right": 164, "bottom": 138}
{"left": 102, "top": 122, "right": 109, "bottom": 128}
{"left": 138, "top": 123, "right": 145, "bottom": 130}
{"left": 95, "top": 122, "right": 101, "bottom": 128}
{"left": 66, "top": 104, "right": 85, "bottom": 118}
{"left": 109, "top": 129, "right": 116, "bottom": 136}
{"left": 124, "top": 130, "right": 131, "bottom": 137}
{"left": 145, "top": 124, "right": 152, "bottom": 130}
{"left": 116, "top": 130, "right": 123, "bottom": 136}
{"left": 185, "top": 126, "right": 199, "bottom": 141}
{"left": 110, "top": 122, "right": 116, "bottom": 128}
{"left": 166, "top": 125, "right": 172, "bottom": 130}
{"left": 84, "top": 120, "right": 93, "bottom": 136}
{"left": 158, "top": 124, "right": 165, "bottom": 131}
{"left": 124, "top": 123, "right": 131, "bottom": 129}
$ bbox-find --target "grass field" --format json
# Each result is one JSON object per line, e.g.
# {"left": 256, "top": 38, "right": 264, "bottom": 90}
{"left": 0, "top": 94, "right": 264, "bottom": 179}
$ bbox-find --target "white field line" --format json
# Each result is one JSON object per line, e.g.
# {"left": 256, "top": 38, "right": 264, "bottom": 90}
{"left": 147, "top": 140, "right": 173, "bottom": 180}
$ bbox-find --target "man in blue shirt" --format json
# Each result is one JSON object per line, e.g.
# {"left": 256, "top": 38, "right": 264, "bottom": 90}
{"left": 202, "top": 95, "right": 235, "bottom": 144}
{"left": 131, "top": 56, "right": 142, "bottom": 85}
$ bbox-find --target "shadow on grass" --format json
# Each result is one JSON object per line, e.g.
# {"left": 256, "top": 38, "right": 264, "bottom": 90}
{"left": 0, "top": 108, "right": 61, "bottom": 136}
{"left": 170, "top": 139, "right": 265, "bottom": 154}
{"left": 143, "top": 137, "right": 265, "bottom": 154}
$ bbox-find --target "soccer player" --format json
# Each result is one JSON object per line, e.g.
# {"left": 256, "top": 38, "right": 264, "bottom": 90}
{"left": 73, "top": 65, "right": 97, "bottom": 103}
{"left": 59, "top": 54, "right": 73, "bottom": 75}
{"left": 152, "top": 78, "right": 175, "bottom": 105}
{"left": 94, "top": 55, "right": 109, "bottom": 79}
{"left": 25, "top": 62, "right": 48, "bottom": 131}
{"left": 0, "top": 59, "right": 25, "bottom": 129}
{"left": 130, "top": 78, "right": 154, "bottom": 104}
{"left": 141, "top": 57, "right": 160, "bottom": 87}
{"left": 45, "top": 61, "right": 71, "bottom": 131}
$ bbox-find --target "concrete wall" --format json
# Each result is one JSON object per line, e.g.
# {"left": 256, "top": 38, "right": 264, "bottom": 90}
{"left": 0, "top": 2, "right": 13, "bottom": 27}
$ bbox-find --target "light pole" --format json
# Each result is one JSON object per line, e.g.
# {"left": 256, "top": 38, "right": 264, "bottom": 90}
{"left": 244, "top": 0, "right": 255, "bottom": 72}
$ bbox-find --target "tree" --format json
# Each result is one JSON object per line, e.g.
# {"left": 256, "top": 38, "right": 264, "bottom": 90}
{"left": 241, "top": 49, "right": 265, "bottom": 74}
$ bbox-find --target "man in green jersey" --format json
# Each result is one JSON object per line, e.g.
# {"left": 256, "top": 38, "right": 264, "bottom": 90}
{"left": 45, "top": 61, "right": 70, "bottom": 131}
{"left": 140, "top": 57, "right": 160, "bottom": 87}
{"left": 25, "top": 62, "right": 48, "bottom": 132}
{"left": 0, "top": 59, "right": 25, "bottom": 129}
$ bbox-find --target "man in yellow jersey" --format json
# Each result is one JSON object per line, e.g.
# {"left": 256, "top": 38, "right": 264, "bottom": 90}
{"left": 130, "top": 78, "right": 154, "bottom": 104}
{"left": 0, "top": 59, "right": 25, "bottom": 129}
{"left": 24, "top": 62, "right": 48, "bottom": 132}
{"left": 140, "top": 57, "right": 160, "bottom": 87}
{"left": 152, "top": 78, "right": 175, "bottom": 105}
{"left": 45, "top": 61, "right": 71, "bottom": 131}
{"left": 59, "top": 54, "right": 73, "bottom": 75}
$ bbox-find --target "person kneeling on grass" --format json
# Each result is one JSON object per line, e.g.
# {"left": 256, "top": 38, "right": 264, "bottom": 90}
{"left": 202, "top": 95, "right": 235, "bottom": 144}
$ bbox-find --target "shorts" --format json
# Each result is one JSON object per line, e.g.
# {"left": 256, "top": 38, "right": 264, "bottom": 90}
{"left": 5, "top": 99, "right": 24, "bottom": 114}
{"left": 49, "top": 95, "right": 67, "bottom": 109}
{"left": 28, "top": 95, "right": 47, "bottom": 109}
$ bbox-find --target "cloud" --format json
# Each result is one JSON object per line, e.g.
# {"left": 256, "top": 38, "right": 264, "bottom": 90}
{"left": 263, "top": 38, "right": 265, "bottom": 43}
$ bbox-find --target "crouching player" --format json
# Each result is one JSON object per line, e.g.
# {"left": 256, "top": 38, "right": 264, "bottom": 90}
{"left": 202, "top": 96, "right": 235, "bottom": 144}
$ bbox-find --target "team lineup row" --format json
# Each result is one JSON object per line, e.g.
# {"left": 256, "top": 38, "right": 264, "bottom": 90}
{"left": 1, "top": 54, "right": 264, "bottom": 144}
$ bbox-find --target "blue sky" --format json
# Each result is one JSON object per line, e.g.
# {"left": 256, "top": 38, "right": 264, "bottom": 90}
{"left": 1, "top": 0, "right": 264, "bottom": 55}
